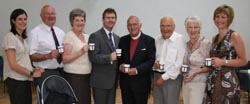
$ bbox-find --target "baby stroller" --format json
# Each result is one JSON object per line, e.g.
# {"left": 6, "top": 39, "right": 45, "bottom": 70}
{"left": 36, "top": 75, "right": 78, "bottom": 104}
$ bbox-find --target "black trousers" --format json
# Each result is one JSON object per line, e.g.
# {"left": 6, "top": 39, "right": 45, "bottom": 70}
{"left": 120, "top": 76, "right": 151, "bottom": 104}
{"left": 34, "top": 68, "right": 64, "bottom": 87}
{"left": 5, "top": 78, "right": 32, "bottom": 104}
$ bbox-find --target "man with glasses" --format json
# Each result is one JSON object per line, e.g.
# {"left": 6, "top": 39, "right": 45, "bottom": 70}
{"left": 119, "top": 16, "right": 156, "bottom": 104}
{"left": 28, "top": 5, "right": 65, "bottom": 87}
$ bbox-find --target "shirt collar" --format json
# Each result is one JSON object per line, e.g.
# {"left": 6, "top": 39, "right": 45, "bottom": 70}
{"left": 103, "top": 27, "right": 113, "bottom": 36}
{"left": 160, "top": 31, "right": 178, "bottom": 42}
{"left": 42, "top": 22, "right": 54, "bottom": 32}
{"left": 131, "top": 32, "right": 141, "bottom": 40}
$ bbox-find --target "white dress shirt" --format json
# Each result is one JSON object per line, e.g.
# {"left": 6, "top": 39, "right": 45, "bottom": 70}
{"left": 103, "top": 27, "right": 116, "bottom": 48}
{"left": 155, "top": 32, "right": 186, "bottom": 80}
{"left": 28, "top": 23, "right": 65, "bottom": 69}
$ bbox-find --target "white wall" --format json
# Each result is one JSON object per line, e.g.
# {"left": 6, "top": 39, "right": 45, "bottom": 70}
{"left": 0, "top": 0, "right": 249, "bottom": 59}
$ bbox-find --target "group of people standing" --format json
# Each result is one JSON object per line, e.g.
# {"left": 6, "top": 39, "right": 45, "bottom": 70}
{"left": 1, "top": 4, "right": 247, "bottom": 104}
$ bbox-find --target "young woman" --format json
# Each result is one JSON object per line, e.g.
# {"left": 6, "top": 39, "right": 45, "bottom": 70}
{"left": 204, "top": 4, "right": 247, "bottom": 104}
{"left": 2, "top": 8, "right": 43, "bottom": 104}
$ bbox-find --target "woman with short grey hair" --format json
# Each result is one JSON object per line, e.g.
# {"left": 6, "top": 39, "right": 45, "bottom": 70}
{"left": 182, "top": 16, "right": 211, "bottom": 104}
{"left": 69, "top": 8, "right": 86, "bottom": 26}
{"left": 63, "top": 8, "right": 91, "bottom": 104}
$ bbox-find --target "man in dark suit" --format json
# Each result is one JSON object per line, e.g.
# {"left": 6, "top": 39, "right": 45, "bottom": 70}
{"left": 119, "top": 16, "right": 156, "bottom": 104}
{"left": 88, "top": 8, "right": 119, "bottom": 104}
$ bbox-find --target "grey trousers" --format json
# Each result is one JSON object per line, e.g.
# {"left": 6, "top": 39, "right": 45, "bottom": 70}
{"left": 92, "top": 86, "right": 116, "bottom": 104}
{"left": 152, "top": 73, "right": 182, "bottom": 104}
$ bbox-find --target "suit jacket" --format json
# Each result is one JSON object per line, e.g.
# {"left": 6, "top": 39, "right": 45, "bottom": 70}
{"left": 88, "top": 28, "right": 120, "bottom": 89}
{"left": 119, "top": 32, "right": 156, "bottom": 90}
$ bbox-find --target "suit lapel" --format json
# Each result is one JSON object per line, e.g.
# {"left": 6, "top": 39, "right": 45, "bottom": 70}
{"left": 113, "top": 35, "right": 119, "bottom": 49}
{"left": 100, "top": 29, "right": 115, "bottom": 51}
{"left": 126, "top": 36, "right": 132, "bottom": 63}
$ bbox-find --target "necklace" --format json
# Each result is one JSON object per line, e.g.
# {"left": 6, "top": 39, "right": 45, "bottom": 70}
{"left": 189, "top": 36, "right": 200, "bottom": 49}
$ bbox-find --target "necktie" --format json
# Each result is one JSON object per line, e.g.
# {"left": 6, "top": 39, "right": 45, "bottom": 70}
{"left": 108, "top": 33, "right": 115, "bottom": 51}
{"left": 51, "top": 28, "right": 62, "bottom": 64}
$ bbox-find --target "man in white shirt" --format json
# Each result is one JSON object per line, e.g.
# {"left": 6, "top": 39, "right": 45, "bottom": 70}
{"left": 28, "top": 5, "right": 65, "bottom": 87}
{"left": 153, "top": 16, "right": 186, "bottom": 104}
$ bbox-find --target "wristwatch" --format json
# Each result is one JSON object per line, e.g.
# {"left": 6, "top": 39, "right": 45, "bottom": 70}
{"left": 225, "top": 60, "right": 229, "bottom": 65}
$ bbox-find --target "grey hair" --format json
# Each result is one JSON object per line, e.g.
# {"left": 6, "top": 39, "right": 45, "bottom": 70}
{"left": 69, "top": 8, "right": 86, "bottom": 26}
{"left": 127, "top": 15, "right": 141, "bottom": 24}
{"left": 160, "top": 16, "right": 176, "bottom": 27}
{"left": 184, "top": 16, "right": 202, "bottom": 29}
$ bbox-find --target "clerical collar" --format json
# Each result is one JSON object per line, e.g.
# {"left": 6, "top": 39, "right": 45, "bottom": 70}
{"left": 131, "top": 32, "right": 141, "bottom": 40}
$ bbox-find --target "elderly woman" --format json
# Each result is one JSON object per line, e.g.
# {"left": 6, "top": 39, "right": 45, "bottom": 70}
{"left": 204, "top": 4, "right": 246, "bottom": 104}
{"left": 182, "top": 16, "right": 211, "bottom": 104}
{"left": 62, "top": 8, "right": 91, "bottom": 104}
{"left": 2, "top": 8, "right": 43, "bottom": 104}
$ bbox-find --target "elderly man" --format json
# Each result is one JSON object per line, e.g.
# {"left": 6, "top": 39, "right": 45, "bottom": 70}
{"left": 119, "top": 16, "right": 156, "bottom": 104}
{"left": 153, "top": 16, "right": 186, "bottom": 104}
{"left": 28, "top": 5, "right": 65, "bottom": 87}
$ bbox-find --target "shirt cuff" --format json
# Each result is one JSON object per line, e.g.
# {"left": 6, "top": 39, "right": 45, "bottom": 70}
{"left": 135, "top": 68, "right": 138, "bottom": 74}
{"left": 161, "top": 73, "right": 170, "bottom": 80}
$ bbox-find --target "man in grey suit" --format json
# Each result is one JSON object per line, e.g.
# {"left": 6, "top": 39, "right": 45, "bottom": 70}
{"left": 88, "top": 8, "right": 119, "bottom": 104}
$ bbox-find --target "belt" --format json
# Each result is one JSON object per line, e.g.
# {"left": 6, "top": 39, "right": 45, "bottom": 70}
{"left": 44, "top": 67, "right": 63, "bottom": 70}
{"left": 153, "top": 71, "right": 165, "bottom": 74}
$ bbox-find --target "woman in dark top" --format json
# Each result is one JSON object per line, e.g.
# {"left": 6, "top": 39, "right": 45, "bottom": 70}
{"left": 203, "top": 4, "right": 247, "bottom": 104}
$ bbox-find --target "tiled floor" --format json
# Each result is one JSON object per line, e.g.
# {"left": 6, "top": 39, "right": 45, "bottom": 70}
{"left": 0, "top": 82, "right": 249, "bottom": 104}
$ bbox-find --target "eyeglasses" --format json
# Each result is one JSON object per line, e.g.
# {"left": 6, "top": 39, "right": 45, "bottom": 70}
{"left": 43, "top": 13, "right": 56, "bottom": 16}
{"left": 127, "top": 23, "right": 139, "bottom": 27}
{"left": 160, "top": 25, "right": 173, "bottom": 28}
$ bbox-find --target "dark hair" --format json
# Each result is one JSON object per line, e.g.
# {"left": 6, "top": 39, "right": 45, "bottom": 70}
{"left": 213, "top": 4, "right": 234, "bottom": 27}
{"left": 10, "top": 8, "right": 28, "bottom": 39}
{"left": 69, "top": 8, "right": 86, "bottom": 27}
{"left": 102, "top": 8, "right": 117, "bottom": 20}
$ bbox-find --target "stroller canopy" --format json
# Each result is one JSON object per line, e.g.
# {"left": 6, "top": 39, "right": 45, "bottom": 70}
{"left": 38, "top": 75, "right": 78, "bottom": 104}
